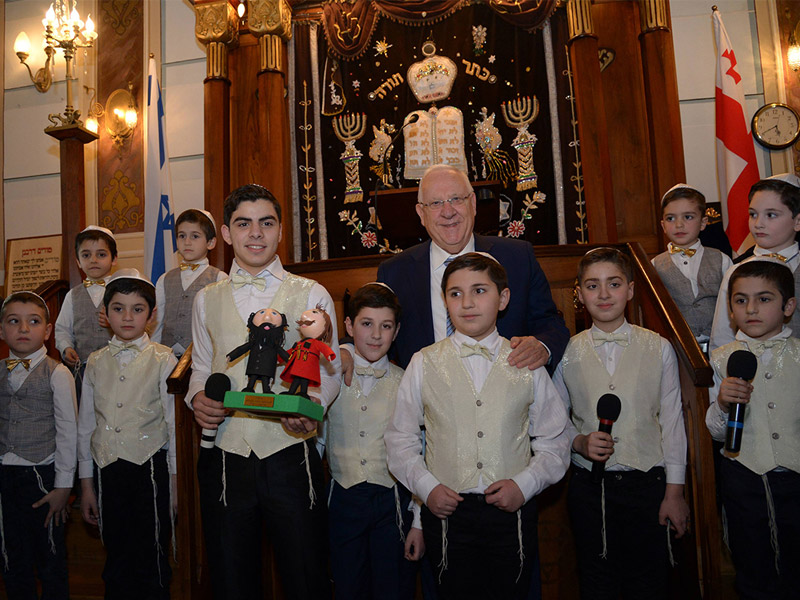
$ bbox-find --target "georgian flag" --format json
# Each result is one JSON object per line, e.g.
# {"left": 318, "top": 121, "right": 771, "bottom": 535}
{"left": 713, "top": 8, "right": 760, "bottom": 255}
{"left": 144, "top": 57, "right": 177, "bottom": 283}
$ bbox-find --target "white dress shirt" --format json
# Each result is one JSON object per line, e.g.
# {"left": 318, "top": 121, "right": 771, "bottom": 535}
{"left": 1, "top": 346, "right": 78, "bottom": 488}
{"left": 551, "top": 321, "right": 687, "bottom": 485}
{"left": 152, "top": 258, "right": 227, "bottom": 348}
{"left": 77, "top": 333, "right": 178, "bottom": 478}
{"left": 54, "top": 275, "right": 111, "bottom": 356}
{"left": 186, "top": 257, "right": 341, "bottom": 408}
{"left": 710, "top": 243, "right": 800, "bottom": 352}
{"left": 386, "top": 329, "right": 570, "bottom": 504}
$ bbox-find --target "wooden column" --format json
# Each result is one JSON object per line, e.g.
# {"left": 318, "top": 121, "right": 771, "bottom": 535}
{"left": 566, "top": 0, "right": 617, "bottom": 243}
{"left": 250, "top": 0, "right": 293, "bottom": 262}
{"left": 638, "top": 0, "right": 687, "bottom": 239}
{"left": 45, "top": 124, "right": 98, "bottom": 286}
{"left": 196, "top": 0, "right": 238, "bottom": 270}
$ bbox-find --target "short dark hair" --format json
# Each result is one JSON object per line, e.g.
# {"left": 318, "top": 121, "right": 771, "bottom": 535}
{"left": 748, "top": 179, "right": 800, "bottom": 217}
{"left": 176, "top": 209, "right": 216, "bottom": 240}
{"left": 728, "top": 260, "right": 795, "bottom": 309}
{"left": 75, "top": 229, "right": 117, "bottom": 259}
{"left": 442, "top": 252, "right": 508, "bottom": 295}
{"left": 661, "top": 186, "right": 706, "bottom": 215}
{"left": 223, "top": 184, "right": 281, "bottom": 227}
{"left": 1, "top": 292, "right": 50, "bottom": 323}
{"left": 577, "top": 247, "right": 633, "bottom": 283}
{"left": 347, "top": 283, "right": 401, "bottom": 323}
{"left": 103, "top": 278, "right": 156, "bottom": 315}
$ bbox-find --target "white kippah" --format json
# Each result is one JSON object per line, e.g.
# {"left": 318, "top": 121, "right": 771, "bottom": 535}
{"left": 472, "top": 251, "right": 500, "bottom": 264}
{"left": 198, "top": 209, "right": 217, "bottom": 232}
{"left": 81, "top": 225, "right": 116, "bottom": 240}
{"left": 1, "top": 291, "right": 50, "bottom": 320}
{"left": 767, "top": 173, "right": 800, "bottom": 188}
{"left": 661, "top": 183, "right": 699, "bottom": 203}
{"left": 362, "top": 281, "right": 396, "bottom": 295}
{"left": 107, "top": 268, "right": 155, "bottom": 289}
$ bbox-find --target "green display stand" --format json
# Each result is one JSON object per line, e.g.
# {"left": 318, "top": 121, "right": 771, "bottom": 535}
{"left": 223, "top": 390, "right": 324, "bottom": 422}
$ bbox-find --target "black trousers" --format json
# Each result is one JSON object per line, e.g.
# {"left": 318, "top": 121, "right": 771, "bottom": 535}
{"left": 720, "top": 459, "right": 800, "bottom": 600}
{"left": 97, "top": 452, "right": 172, "bottom": 600}
{"left": 421, "top": 494, "right": 538, "bottom": 600}
{"left": 567, "top": 466, "right": 668, "bottom": 600}
{"left": 0, "top": 464, "right": 69, "bottom": 600}
{"left": 197, "top": 441, "right": 330, "bottom": 600}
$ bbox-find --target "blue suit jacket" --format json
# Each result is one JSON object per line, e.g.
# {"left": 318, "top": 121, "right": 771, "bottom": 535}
{"left": 377, "top": 235, "right": 570, "bottom": 369}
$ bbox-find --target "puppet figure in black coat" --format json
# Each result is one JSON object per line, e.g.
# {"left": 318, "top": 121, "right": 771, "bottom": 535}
{"left": 226, "top": 308, "right": 289, "bottom": 393}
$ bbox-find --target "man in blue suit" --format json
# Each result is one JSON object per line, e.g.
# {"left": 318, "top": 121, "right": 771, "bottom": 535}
{"left": 377, "top": 164, "right": 569, "bottom": 370}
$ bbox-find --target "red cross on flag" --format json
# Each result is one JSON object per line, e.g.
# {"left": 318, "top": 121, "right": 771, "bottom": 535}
{"left": 713, "top": 7, "right": 760, "bottom": 255}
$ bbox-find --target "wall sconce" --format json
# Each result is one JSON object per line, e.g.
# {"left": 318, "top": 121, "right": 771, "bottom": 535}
{"left": 83, "top": 82, "right": 139, "bottom": 149}
{"left": 789, "top": 27, "right": 800, "bottom": 72}
{"left": 13, "top": 32, "right": 55, "bottom": 93}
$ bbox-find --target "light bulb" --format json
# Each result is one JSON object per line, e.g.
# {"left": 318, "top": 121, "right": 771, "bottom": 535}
{"left": 46, "top": 5, "right": 56, "bottom": 23}
{"left": 237, "top": 1, "right": 246, "bottom": 18}
{"left": 789, "top": 43, "right": 800, "bottom": 72}
{"left": 125, "top": 108, "right": 138, "bottom": 128}
{"left": 85, "top": 14, "right": 95, "bottom": 34}
{"left": 86, "top": 117, "right": 98, "bottom": 134}
{"left": 14, "top": 32, "right": 31, "bottom": 55}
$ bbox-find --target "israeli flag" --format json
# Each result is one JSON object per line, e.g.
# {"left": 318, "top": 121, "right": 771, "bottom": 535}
{"left": 144, "top": 57, "right": 177, "bottom": 283}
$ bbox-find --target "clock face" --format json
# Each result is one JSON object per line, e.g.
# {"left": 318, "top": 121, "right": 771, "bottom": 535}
{"left": 752, "top": 103, "right": 800, "bottom": 150}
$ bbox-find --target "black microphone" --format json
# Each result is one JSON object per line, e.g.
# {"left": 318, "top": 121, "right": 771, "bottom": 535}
{"left": 591, "top": 393, "right": 622, "bottom": 483}
{"left": 725, "top": 350, "right": 758, "bottom": 454}
{"left": 377, "top": 113, "right": 420, "bottom": 191}
{"left": 200, "top": 373, "right": 232, "bottom": 449}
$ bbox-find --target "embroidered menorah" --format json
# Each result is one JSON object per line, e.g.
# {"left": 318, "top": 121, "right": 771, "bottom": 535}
{"left": 502, "top": 96, "right": 540, "bottom": 191}
{"left": 333, "top": 112, "right": 367, "bottom": 203}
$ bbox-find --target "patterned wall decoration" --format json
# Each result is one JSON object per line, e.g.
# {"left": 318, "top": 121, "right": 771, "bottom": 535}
{"left": 290, "top": 2, "right": 584, "bottom": 261}
{"left": 777, "top": 1, "right": 800, "bottom": 176}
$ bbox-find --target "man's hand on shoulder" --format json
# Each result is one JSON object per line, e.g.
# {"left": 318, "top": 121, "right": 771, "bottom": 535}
{"left": 191, "top": 391, "right": 228, "bottom": 430}
{"left": 507, "top": 336, "right": 549, "bottom": 370}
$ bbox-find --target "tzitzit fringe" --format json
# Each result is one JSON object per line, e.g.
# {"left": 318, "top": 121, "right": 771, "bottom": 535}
{"left": 393, "top": 484, "right": 406, "bottom": 544}
{"left": 762, "top": 474, "right": 780, "bottom": 574}
{"left": 666, "top": 522, "right": 676, "bottom": 567}
{"left": 0, "top": 492, "right": 8, "bottom": 570}
{"left": 97, "top": 469, "right": 105, "bottom": 544}
{"left": 721, "top": 505, "right": 729, "bottom": 550}
{"left": 303, "top": 442, "right": 316, "bottom": 509}
{"left": 33, "top": 467, "right": 56, "bottom": 554}
{"left": 151, "top": 458, "right": 165, "bottom": 588}
{"left": 515, "top": 509, "right": 526, "bottom": 583}
{"left": 327, "top": 481, "right": 334, "bottom": 508}
{"left": 437, "top": 517, "right": 449, "bottom": 584}
{"left": 219, "top": 451, "right": 228, "bottom": 507}
{"left": 599, "top": 479, "right": 608, "bottom": 559}
{"left": 170, "top": 468, "right": 177, "bottom": 563}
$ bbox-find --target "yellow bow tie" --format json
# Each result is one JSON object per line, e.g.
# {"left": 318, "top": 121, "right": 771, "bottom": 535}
{"left": 180, "top": 262, "right": 200, "bottom": 271}
{"left": 763, "top": 253, "right": 789, "bottom": 263}
{"left": 748, "top": 339, "right": 786, "bottom": 357}
{"left": 669, "top": 246, "right": 696, "bottom": 257}
{"left": 83, "top": 279, "right": 106, "bottom": 288}
{"left": 231, "top": 273, "right": 267, "bottom": 291}
{"left": 459, "top": 343, "right": 493, "bottom": 360}
{"left": 6, "top": 358, "right": 31, "bottom": 371}
{"left": 592, "top": 331, "right": 629, "bottom": 347}
{"left": 109, "top": 341, "right": 140, "bottom": 357}
{"left": 355, "top": 366, "right": 386, "bottom": 378}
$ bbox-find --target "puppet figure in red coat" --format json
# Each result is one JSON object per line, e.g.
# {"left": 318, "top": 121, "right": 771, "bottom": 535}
{"left": 280, "top": 306, "right": 336, "bottom": 399}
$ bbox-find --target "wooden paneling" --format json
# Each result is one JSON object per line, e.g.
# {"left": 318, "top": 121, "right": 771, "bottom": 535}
{"left": 204, "top": 76, "right": 232, "bottom": 270}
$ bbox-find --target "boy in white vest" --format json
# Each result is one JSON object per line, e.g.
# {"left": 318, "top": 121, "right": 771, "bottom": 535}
{"left": 152, "top": 208, "right": 226, "bottom": 358}
{"left": 710, "top": 179, "right": 800, "bottom": 351}
{"left": 385, "top": 252, "right": 570, "bottom": 600}
{"left": 652, "top": 184, "right": 732, "bottom": 349}
{"left": 78, "top": 270, "right": 177, "bottom": 599}
{"left": 187, "top": 184, "right": 340, "bottom": 599}
{"left": 0, "top": 291, "right": 77, "bottom": 599}
{"left": 553, "top": 247, "right": 689, "bottom": 600}
{"left": 706, "top": 260, "right": 800, "bottom": 599}
{"left": 54, "top": 226, "right": 117, "bottom": 379}
{"left": 327, "top": 282, "right": 423, "bottom": 599}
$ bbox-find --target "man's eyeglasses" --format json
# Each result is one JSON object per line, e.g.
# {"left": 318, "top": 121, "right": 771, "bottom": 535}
{"left": 418, "top": 193, "right": 472, "bottom": 211}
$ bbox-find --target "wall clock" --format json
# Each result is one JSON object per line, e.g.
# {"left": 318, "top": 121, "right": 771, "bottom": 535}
{"left": 752, "top": 103, "right": 800, "bottom": 150}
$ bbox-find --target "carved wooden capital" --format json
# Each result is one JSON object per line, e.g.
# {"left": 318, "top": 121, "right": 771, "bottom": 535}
{"left": 206, "top": 42, "right": 229, "bottom": 80}
{"left": 259, "top": 34, "right": 284, "bottom": 73}
{"left": 248, "top": 0, "right": 292, "bottom": 41}
{"left": 567, "top": 0, "right": 596, "bottom": 41}
{"left": 194, "top": 0, "right": 239, "bottom": 46}
{"left": 639, "top": 0, "right": 669, "bottom": 34}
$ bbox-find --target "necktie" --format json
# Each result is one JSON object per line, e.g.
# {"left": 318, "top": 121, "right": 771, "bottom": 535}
{"left": 459, "top": 343, "right": 493, "bottom": 360}
{"left": 231, "top": 273, "right": 267, "bottom": 291}
{"left": 763, "top": 253, "right": 789, "bottom": 263}
{"left": 354, "top": 366, "right": 386, "bottom": 378}
{"left": 749, "top": 338, "right": 786, "bottom": 357}
{"left": 83, "top": 279, "right": 106, "bottom": 288}
{"left": 592, "top": 331, "right": 629, "bottom": 347}
{"left": 6, "top": 358, "right": 31, "bottom": 371}
{"left": 109, "top": 341, "right": 140, "bottom": 357}
{"left": 444, "top": 256, "right": 456, "bottom": 336}
{"left": 180, "top": 262, "right": 200, "bottom": 271}
{"left": 669, "top": 246, "right": 696, "bottom": 257}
